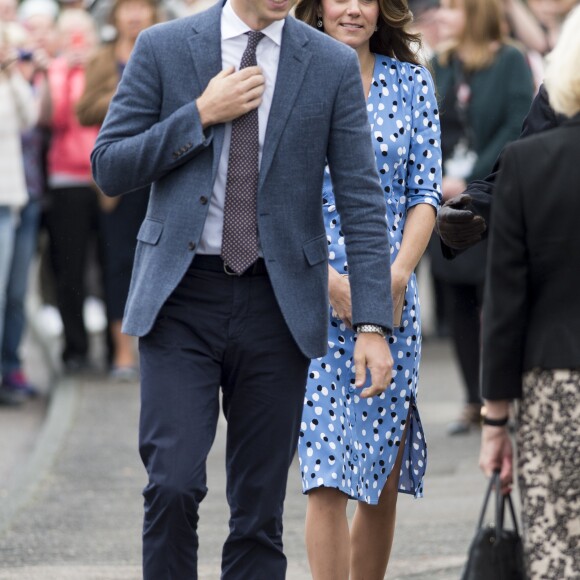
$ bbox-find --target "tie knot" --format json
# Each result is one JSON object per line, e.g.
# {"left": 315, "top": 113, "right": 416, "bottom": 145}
{"left": 246, "top": 31, "right": 265, "bottom": 52}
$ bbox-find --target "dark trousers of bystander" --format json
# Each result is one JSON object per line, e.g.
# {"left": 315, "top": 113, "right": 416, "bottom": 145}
{"left": 99, "top": 189, "right": 149, "bottom": 321}
{"left": 442, "top": 281, "right": 484, "bottom": 405}
{"left": 44, "top": 185, "right": 100, "bottom": 365}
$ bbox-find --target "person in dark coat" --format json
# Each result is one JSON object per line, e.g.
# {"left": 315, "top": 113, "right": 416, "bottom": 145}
{"left": 479, "top": 8, "right": 580, "bottom": 577}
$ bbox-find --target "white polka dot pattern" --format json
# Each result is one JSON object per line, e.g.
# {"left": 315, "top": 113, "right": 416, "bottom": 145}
{"left": 221, "top": 31, "right": 264, "bottom": 274}
{"left": 298, "top": 55, "right": 442, "bottom": 504}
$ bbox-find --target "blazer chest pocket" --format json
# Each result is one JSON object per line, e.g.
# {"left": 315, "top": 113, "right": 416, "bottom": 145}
{"left": 303, "top": 234, "right": 328, "bottom": 266}
{"left": 137, "top": 218, "right": 164, "bottom": 245}
{"left": 295, "top": 103, "right": 324, "bottom": 120}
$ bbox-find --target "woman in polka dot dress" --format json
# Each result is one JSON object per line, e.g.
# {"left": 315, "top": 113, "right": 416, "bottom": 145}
{"left": 295, "top": 0, "right": 442, "bottom": 577}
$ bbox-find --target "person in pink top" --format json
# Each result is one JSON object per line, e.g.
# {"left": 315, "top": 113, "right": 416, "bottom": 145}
{"left": 41, "top": 8, "right": 100, "bottom": 373}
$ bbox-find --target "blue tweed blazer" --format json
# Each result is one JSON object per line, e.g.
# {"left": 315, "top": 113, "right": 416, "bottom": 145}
{"left": 91, "top": 4, "right": 392, "bottom": 359}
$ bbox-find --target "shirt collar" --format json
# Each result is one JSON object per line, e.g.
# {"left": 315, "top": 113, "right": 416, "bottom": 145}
{"left": 222, "top": 0, "right": 284, "bottom": 46}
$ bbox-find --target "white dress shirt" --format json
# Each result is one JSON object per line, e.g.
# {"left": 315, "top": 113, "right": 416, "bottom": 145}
{"left": 197, "top": 0, "right": 284, "bottom": 255}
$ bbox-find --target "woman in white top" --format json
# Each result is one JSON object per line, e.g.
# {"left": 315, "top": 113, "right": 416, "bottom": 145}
{"left": 0, "top": 21, "right": 37, "bottom": 405}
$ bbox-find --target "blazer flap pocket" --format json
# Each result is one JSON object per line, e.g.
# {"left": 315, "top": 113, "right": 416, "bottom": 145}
{"left": 303, "top": 234, "right": 328, "bottom": 266}
{"left": 137, "top": 218, "right": 164, "bottom": 245}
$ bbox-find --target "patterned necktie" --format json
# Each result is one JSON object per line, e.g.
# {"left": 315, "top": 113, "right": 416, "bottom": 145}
{"left": 221, "top": 31, "right": 265, "bottom": 274}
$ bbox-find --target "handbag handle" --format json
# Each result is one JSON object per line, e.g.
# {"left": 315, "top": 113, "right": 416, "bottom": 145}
{"left": 476, "top": 470, "right": 520, "bottom": 538}
{"left": 495, "top": 474, "right": 520, "bottom": 537}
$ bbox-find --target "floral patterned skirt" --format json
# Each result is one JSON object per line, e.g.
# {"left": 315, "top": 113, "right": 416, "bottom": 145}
{"left": 517, "top": 369, "right": 580, "bottom": 579}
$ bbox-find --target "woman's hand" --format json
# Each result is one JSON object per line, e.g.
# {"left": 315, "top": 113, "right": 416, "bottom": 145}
{"left": 479, "top": 425, "right": 513, "bottom": 495}
{"left": 32, "top": 48, "right": 51, "bottom": 74}
{"left": 328, "top": 267, "right": 352, "bottom": 328}
{"left": 390, "top": 262, "right": 409, "bottom": 324}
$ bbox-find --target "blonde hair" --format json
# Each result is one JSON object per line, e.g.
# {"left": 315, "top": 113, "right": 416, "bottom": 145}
{"left": 544, "top": 6, "right": 580, "bottom": 118}
{"left": 57, "top": 8, "right": 97, "bottom": 36}
{"left": 438, "top": 0, "right": 505, "bottom": 71}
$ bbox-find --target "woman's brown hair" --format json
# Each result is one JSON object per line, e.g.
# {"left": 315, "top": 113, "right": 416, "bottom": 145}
{"left": 108, "top": 0, "right": 160, "bottom": 28}
{"left": 294, "top": 0, "right": 422, "bottom": 66}
{"left": 438, "top": 0, "right": 505, "bottom": 70}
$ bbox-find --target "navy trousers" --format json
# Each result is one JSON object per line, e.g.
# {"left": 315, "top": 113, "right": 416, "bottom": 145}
{"left": 138, "top": 257, "right": 310, "bottom": 579}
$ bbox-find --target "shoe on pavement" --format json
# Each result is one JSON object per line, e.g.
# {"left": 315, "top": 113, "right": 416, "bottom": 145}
{"left": 109, "top": 366, "right": 139, "bottom": 383}
{"left": 447, "top": 403, "right": 482, "bottom": 436}
{"left": 63, "top": 356, "right": 92, "bottom": 376}
{"left": 2, "top": 370, "right": 39, "bottom": 398}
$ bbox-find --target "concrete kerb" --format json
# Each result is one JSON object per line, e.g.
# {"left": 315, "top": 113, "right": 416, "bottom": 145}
{"left": 0, "top": 297, "right": 79, "bottom": 536}
{"left": 0, "top": 377, "right": 79, "bottom": 535}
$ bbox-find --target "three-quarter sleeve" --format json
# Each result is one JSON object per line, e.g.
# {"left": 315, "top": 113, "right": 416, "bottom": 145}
{"left": 405, "top": 66, "right": 442, "bottom": 212}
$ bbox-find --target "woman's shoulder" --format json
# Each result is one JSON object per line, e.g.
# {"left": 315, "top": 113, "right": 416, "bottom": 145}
{"left": 374, "top": 53, "right": 434, "bottom": 85}
{"left": 374, "top": 53, "right": 418, "bottom": 72}
{"left": 495, "top": 42, "right": 528, "bottom": 67}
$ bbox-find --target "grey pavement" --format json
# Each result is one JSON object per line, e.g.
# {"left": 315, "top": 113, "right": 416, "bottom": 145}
{"left": 0, "top": 330, "right": 491, "bottom": 579}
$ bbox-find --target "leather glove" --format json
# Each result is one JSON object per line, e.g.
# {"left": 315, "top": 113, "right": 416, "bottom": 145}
{"left": 436, "top": 194, "right": 487, "bottom": 250}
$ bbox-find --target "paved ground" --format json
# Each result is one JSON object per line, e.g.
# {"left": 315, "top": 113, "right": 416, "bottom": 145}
{"left": 0, "top": 329, "right": 491, "bottom": 579}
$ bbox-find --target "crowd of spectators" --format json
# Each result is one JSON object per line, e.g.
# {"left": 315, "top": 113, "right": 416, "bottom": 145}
{"left": 0, "top": 0, "right": 223, "bottom": 406}
{"left": 0, "top": 0, "right": 577, "bottom": 415}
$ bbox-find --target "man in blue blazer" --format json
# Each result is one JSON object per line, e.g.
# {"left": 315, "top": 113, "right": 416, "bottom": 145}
{"left": 92, "top": 0, "right": 394, "bottom": 577}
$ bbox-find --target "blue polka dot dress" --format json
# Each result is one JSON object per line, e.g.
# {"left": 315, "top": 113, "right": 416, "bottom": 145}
{"left": 298, "top": 55, "right": 442, "bottom": 503}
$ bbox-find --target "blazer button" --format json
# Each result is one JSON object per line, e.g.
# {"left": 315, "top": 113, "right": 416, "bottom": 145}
{"left": 188, "top": 241, "right": 196, "bottom": 251}
{"left": 199, "top": 196, "right": 208, "bottom": 205}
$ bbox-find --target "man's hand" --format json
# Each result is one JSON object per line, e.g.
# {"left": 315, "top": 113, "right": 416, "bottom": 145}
{"left": 353, "top": 333, "right": 393, "bottom": 399}
{"left": 196, "top": 66, "right": 265, "bottom": 129}
{"left": 479, "top": 426, "right": 513, "bottom": 495}
{"left": 436, "top": 193, "right": 487, "bottom": 250}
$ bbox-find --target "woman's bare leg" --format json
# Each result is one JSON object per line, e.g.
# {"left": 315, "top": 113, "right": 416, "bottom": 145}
{"left": 305, "top": 487, "right": 350, "bottom": 580}
{"left": 350, "top": 421, "right": 409, "bottom": 579}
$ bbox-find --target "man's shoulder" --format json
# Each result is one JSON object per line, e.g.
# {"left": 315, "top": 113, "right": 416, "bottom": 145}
{"left": 141, "top": 16, "right": 196, "bottom": 40}
{"left": 142, "top": 4, "right": 219, "bottom": 41}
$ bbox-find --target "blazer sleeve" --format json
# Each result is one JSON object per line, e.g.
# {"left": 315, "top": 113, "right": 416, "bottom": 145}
{"left": 326, "top": 51, "right": 392, "bottom": 332}
{"left": 481, "top": 143, "right": 528, "bottom": 400}
{"left": 91, "top": 29, "right": 213, "bottom": 197}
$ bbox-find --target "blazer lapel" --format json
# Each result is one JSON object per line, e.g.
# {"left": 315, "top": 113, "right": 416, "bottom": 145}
{"left": 186, "top": 3, "right": 225, "bottom": 179}
{"left": 259, "top": 18, "right": 312, "bottom": 189}
{"left": 187, "top": 4, "right": 222, "bottom": 93}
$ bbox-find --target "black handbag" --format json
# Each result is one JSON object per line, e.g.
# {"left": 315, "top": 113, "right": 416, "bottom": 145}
{"left": 461, "top": 471, "right": 527, "bottom": 580}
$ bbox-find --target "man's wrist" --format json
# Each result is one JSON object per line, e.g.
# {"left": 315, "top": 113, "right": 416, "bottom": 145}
{"left": 355, "top": 323, "right": 387, "bottom": 338}
{"left": 196, "top": 96, "right": 213, "bottom": 129}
